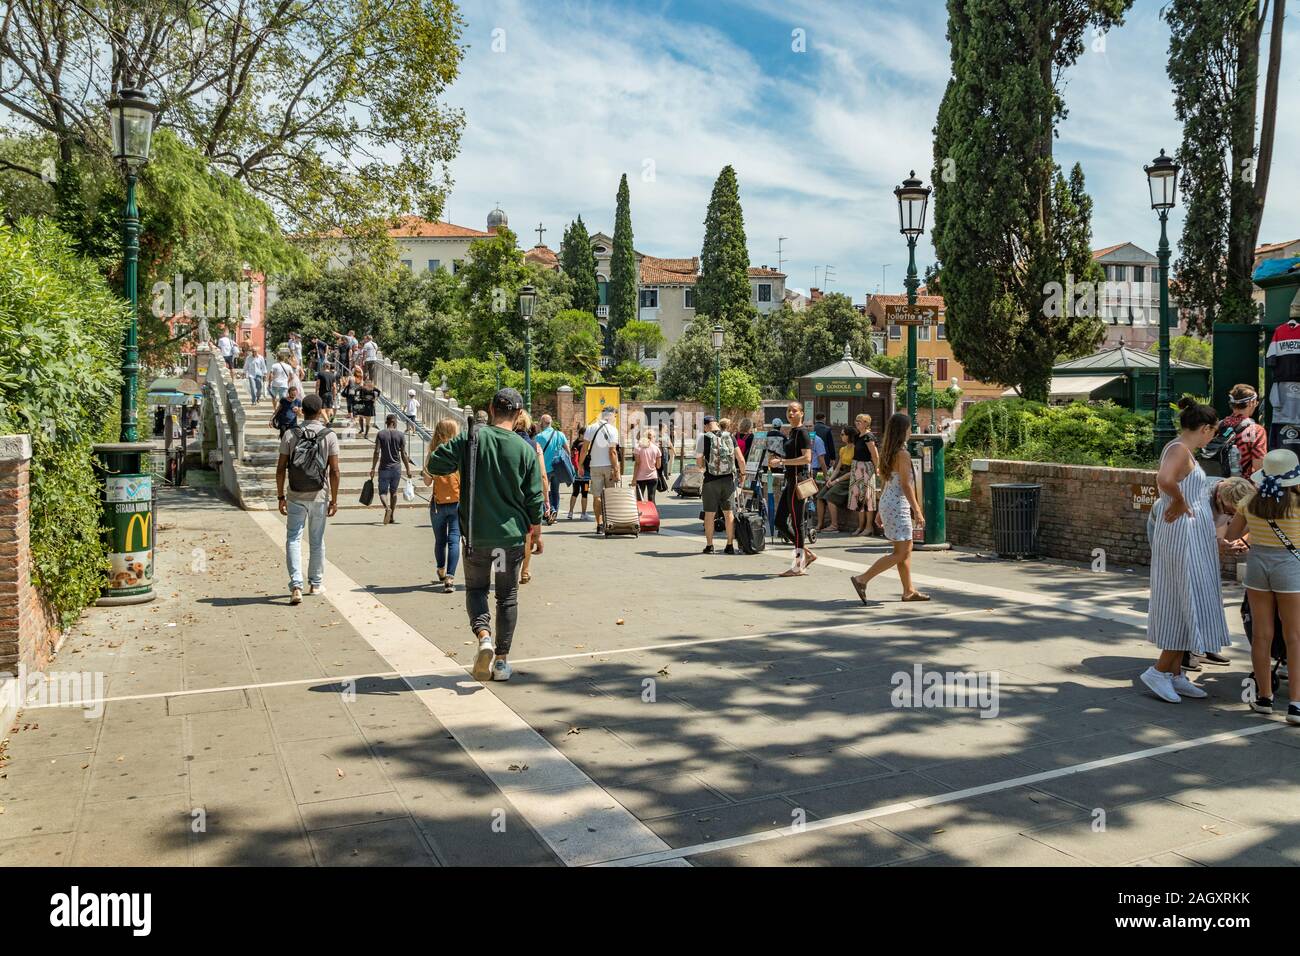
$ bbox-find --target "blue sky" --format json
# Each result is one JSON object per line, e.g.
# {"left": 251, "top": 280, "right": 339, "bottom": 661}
{"left": 441, "top": 0, "right": 1299, "bottom": 299}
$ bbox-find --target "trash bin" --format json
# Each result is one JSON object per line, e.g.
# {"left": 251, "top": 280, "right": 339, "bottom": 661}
{"left": 990, "top": 482, "right": 1040, "bottom": 558}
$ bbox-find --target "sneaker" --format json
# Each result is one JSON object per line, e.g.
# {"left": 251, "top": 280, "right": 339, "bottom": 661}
{"left": 1279, "top": 663, "right": 1289, "bottom": 681}
{"left": 1202, "top": 652, "right": 1230, "bottom": 666}
{"left": 1140, "top": 666, "right": 1181, "bottom": 703}
{"left": 472, "top": 635, "right": 494, "bottom": 682}
{"left": 702, "top": 544, "right": 715, "bottom": 554}
{"left": 1170, "top": 674, "right": 1207, "bottom": 699}
{"left": 308, "top": 583, "right": 325, "bottom": 595}
{"left": 492, "top": 659, "right": 513, "bottom": 682}
{"left": 1249, "top": 696, "right": 1274, "bottom": 714}
{"left": 1288, "top": 703, "right": 1300, "bottom": 726}
{"left": 1181, "top": 652, "right": 1202, "bottom": 672}
{"left": 724, "top": 544, "right": 736, "bottom": 555}
{"left": 289, "top": 587, "right": 303, "bottom": 606}
{"left": 442, "top": 578, "right": 454, "bottom": 594}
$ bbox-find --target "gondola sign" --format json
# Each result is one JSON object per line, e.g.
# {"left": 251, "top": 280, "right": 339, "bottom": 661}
{"left": 885, "top": 303, "right": 940, "bottom": 326}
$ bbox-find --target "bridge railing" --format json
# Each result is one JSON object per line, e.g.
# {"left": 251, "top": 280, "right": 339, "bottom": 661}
{"left": 369, "top": 353, "right": 471, "bottom": 435}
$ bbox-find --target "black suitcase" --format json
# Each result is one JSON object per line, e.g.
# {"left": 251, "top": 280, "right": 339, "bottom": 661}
{"left": 735, "top": 510, "right": 765, "bottom": 554}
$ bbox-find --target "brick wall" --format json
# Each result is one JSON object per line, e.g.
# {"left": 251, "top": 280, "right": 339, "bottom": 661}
{"left": 0, "top": 434, "right": 61, "bottom": 674}
{"left": 946, "top": 458, "right": 1156, "bottom": 566}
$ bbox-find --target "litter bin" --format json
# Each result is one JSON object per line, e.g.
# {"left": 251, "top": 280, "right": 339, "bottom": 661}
{"left": 990, "top": 482, "right": 1040, "bottom": 558}
{"left": 906, "top": 434, "right": 947, "bottom": 548}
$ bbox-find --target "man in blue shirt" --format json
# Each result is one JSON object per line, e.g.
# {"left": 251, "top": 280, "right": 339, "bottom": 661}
{"left": 535, "top": 413, "right": 569, "bottom": 520}
{"left": 810, "top": 429, "right": 828, "bottom": 475}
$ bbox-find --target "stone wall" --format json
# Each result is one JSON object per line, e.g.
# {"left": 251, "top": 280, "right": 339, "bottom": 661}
{"left": 0, "top": 434, "right": 61, "bottom": 674}
{"left": 946, "top": 458, "right": 1156, "bottom": 566}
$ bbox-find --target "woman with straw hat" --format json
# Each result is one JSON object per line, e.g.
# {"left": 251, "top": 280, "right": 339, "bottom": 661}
{"left": 1142, "top": 398, "right": 1231, "bottom": 704}
{"left": 1224, "top": 447, "right": 1300, "bottom": 724}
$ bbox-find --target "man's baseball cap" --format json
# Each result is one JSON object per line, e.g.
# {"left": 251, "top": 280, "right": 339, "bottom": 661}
{"left": 769, "top": 418, "right": 784, "bottom": 428}
{"left": 703, "top": 415, "right": 716, "bottom": 425}
{"left": 301, "top": 394, "right": 323, "bottom": 415}
{"left": 491, "top": 387, "right": 525, "bottom": 412}
{"left": 600, "top": 406, "right": 616, "bottom": 418}
{"left": 408, "top": 389, "right": 417, "bottom": 397}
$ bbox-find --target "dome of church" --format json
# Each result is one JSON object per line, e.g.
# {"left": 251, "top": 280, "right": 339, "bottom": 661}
{"left": 487, "top": 206, "right": 508, "bottom": 231}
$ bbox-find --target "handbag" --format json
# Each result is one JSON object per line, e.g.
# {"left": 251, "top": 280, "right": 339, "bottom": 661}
{"left": 656, "top": 469, "right": 669, "bottom": 493}
{"left": 359, "top": 478, "right": 375, "bottom": 506}
{"left": 553, "top": 450, "right": 576, "bottom": 486}
{"left": 795, "top": 477, "right": 819, "bottom": 500}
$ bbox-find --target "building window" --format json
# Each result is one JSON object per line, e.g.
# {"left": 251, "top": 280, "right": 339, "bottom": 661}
{"left": 639, "top": 288, "right": 658, "bottom": 309}
{"left": 1110, "top": 264, "right": 1126, "bottom": 282}
{"left": 597, "top": 277, "right": 608, "bottom": 306}
{"left": 918, "top": 326, "right": 931, "bottom": 341}
{"left": 937, "top": 358, "right": 949, "bottom": 381}
{"left": 428, "top": 259, "right": 440, "bottom": 272}
{"left": 593, "top": 245, "right": 607, "bottom": 254}
{"left": 936, "top": 323, "right": 946, "bottom": 340}
{"left": 684, "top": 288, "right": 695, "bottom": 309}
{"left": 452, "top": 259, "right": 463, "bottom": 274}
{"left": 400, "top": 259, "right": 413, "bottom": 271}
{"left": 757, "top": 283, "right": 772, "bottom": 303}
{"left": 1132, "top": 265, "right": 1144, "bottom": 283}
{"left": 888, "top": 325, "right": 901, "bottom": 341}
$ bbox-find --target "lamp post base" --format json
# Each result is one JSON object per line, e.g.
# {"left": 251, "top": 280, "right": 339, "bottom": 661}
{"left": 93, "top": 442, "right": 157, "bottom": 605}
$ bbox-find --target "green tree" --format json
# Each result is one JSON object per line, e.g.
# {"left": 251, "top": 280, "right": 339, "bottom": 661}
{"left": 0, "top": 0, "right": 467, "bottom": 235}
{"left": 1148, "top": 334, "right": 1213, "bottom": 367}
{"left": 931, "top": 0, "right": 1128, "bottom": 402}
{"left": 700, "top": 367, "right": 762, "bottom": 411}
{"left": 265, "top": 266, "right": 394, "bottom": 356}
{"left": 1166, "top": 0, "right": 1287, "bottom": 331}
{"left": 615, "top": 319, "right": 666, "bottom": 363}
{"left": 608, "top": 360, "right": 657, "bottom": 399}
{"left": 657, "top": 314, "right": 748, "bottom": 401}
{"left": 379, "top": 267, "right": 467, "bottom": 376}
{"left": 559, "top": 215, "right": 599, "bottom": 313}
{"left": 869, "top": 354, "right": 956, "bottom": 410}
{"left": 459, "top": 227, "right": 528, "bottom": 360}
{"left": 697, "top": 165, "right": 757, "bottom": 357}
{"left": 538, "top": 309, "right": 603, "bottom": 378}
{"left": 608, "top": 174, "right": 638, "bottom": 332}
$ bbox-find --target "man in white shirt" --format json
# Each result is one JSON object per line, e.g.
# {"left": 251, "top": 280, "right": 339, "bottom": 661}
{"left": 288, "top": 333, "right": 303, "bottom": 365}
{"left": 403, "top": 389, "right": 419, "bottom": 434}
{"left": 217, "top": 328, "right": 235, "bottom": 370}
{"left": 244, "top": 349, "right": 268, "bottom": 404}
{"left": 361, "top": 334, "right": 379, "bottom": 379}
{"left": 268, "top": 350, "right": 294, "bottom": 403}
{"left": 583, "top": 408, "right": 621, "bottom": 532}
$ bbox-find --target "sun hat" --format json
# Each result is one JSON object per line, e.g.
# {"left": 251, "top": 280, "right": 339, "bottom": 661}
{"left": 1252, "top": 448, "right": 1300, "bottom": 499}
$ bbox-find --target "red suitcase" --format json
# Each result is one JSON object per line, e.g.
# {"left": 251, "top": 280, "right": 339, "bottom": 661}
{"left": 637, "top": 500, "right": 660, "bottom": 533}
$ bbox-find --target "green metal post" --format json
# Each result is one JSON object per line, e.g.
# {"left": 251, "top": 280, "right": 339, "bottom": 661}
{"left": 524, "top": 322, "right": 533, "bottom": 413}
{"left": 715, "top": 349, "right": 722, "bottom": 420}
{"left": 905, "top": 235, "right": 919, "bottom": 431}
{"left": 1155, "top": 210, "right": 1175, "bottom": 448}
{"left": 120, "top": 172, "right": 140, "bottom": 443}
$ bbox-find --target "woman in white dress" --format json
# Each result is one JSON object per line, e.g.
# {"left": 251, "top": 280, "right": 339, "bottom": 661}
{"left": 1142, "top": 398, "right": 1231, "bottom": 703}
{"left": 850, "top": 412, "right": 928, "bottom": 603}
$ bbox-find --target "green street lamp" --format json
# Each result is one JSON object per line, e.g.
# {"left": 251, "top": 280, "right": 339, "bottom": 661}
{"left": 711, "top": 323, "right": 725, "bottom": 420}
{"left": 1144, "top": 148, "right": 1180, "bottom": 449}
{"left": 894, "top": 170, "right": 931, "bottom": 432}
{"left": 518, "top": 285, "right": 537, "bottom": 412}
{"left": 96, "top": 85, "right": 158, "bottom": 606}
{"left": 493, "top": 350, "right": 503, "bottom": 391}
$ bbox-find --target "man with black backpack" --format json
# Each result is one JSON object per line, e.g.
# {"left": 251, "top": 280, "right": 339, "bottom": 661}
{"left": 276, "top": 394, "right": 341, "bottom": 605}
{"left": 425, "top": 388, "right": 544, "bottom": 683}
{"left": 697, "top": 417, "right": 746, "bottom": 554}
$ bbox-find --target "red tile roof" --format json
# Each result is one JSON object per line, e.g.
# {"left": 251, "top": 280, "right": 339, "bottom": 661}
{"left": 387, "top": 215, "right": 493, "bottom": 238}
{"left": 869, "top": 293, "right": 945, "bottom": 309}
{"left": 1092, "top": 242, "right": 1128, "bottom": 259}
{"left": 1256, "top": 239, "right": 1300, "bottom": 255}
{"left": 639, "top": 256, "right": 699, "bottom": 285}
{"left": 748, "top": 267, "right": 785, "bottom": 278}
{"left": 524, "top": 244, "right": 559, "bottom": 269}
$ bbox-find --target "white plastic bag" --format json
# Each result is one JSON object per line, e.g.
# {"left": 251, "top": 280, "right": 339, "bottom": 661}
{"left": 402, "top": 477, "right": 416, "bottom": 502}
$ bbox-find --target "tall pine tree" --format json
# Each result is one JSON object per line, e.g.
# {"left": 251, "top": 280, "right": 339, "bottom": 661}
{"left": 931, "top": 0, "right": 1127, "bottom": 401}
{"left": 608, "top": 174, "right": 638, "bottom": 333}
{"left": 559, "top": 214, "right": 599, "bottom": 313}
{"left": 697, "top": 165, "right": 757, "bottom": 356}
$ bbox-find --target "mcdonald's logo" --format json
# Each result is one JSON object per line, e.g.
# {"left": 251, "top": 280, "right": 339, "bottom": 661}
{"left": 125, "top": 511, "right": 152, "bottom": 552}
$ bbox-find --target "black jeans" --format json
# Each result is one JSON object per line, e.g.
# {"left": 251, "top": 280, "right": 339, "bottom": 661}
{"left": 463, "top": 543, "right": 526, "bottom": 654}
{"left": 636, "top": 479, "right": 657, "bottom": 502}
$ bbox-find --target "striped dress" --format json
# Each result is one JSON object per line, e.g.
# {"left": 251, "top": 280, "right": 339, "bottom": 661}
{"left": 1146, "top": 442, "right": 1231, "bottom": 653}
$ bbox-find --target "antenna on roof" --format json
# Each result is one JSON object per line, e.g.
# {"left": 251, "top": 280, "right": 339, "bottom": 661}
{"left": 823, "top": 265, "right": 836, "bottom": 288}
{"left": 777, "top": 236, "right": 788, "bottom": 274}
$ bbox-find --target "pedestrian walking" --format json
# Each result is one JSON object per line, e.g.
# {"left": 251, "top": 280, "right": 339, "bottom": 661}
{"left": 535, "top": 413, "right": 569, "bottom": 519}
{"left": 515, "top": 411, "right": 548, "bottom": 583}
{"left": 404, "top": 389, "right": 420, "bottom": 434}
{"left": 698, "top": 416, "right": 744, "bottom": 553}
{"left": 276, "top": 394, "right": 340, "bottom": 605}
{"left": 354, "top": 376, "right": 379, "bottom": 439}
{"left": 849, "top": 413, "right": 880, "bottom": 535}
{"left": 1223, "top": 449, "right": 1300, "bottom": 723}
{"left": 217, "top": 327, "right": 236, "bottom": 370}
{"left": 269, "top": 349, "right": 294, "bottom": 403}
{"left": 272, "top": 386, "right": 302, "bottom": 437}
{"left": 734, "top": 418, "right": 755, "bottom": 461}
{"left": 316, "top": 361, "right": 339, "bottom": 423}
{"left": 769, "top": 402, "right": 818, "bottom": 575}
{"left": 361, "top": 334, "right": 379, "bottom": 379}
{"left": 244, "top": 347, "right": 267, "bottom": 405}
{"left": 1140, "top": 398, "right": 1230, "bottom": 704}
{"left": 584, "top": 408, "right": 621, "bottom": 533}
{"left": 850, "top": 412, "right": 927, "bottom": 601}
{"left": 370, "top": 413, "right": 414, "bottom": 525}
{"left": 634, "top": 427, "right": 662, "bottom": 502}
{"left": 422, "top": 419, "right": 462, "bottom": 593}
{"left": 425, "top": 388, "right": 544, "bottom": 682}
{"left": 567, "top": 428, "right": 591, "bottom": 520}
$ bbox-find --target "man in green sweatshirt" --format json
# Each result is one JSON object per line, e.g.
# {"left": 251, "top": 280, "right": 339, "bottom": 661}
{"left": 425, "top": 388, "right": 543, "bottom": 682}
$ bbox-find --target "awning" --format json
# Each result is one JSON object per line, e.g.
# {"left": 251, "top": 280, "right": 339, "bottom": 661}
{"left": 999, "top": 374, "right": 1122, "bottom": 400}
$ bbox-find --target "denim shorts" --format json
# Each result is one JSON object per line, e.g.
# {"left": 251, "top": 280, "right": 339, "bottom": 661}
{"left": 377, "top": 466, "right": 402, "bottom": 496}
{"left": 1244, "top": 546, "right": 1300, "bottom": 593}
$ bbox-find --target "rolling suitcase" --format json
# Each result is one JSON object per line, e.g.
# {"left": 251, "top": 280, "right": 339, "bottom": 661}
{"left": 637, "top": 500, "right": 660, "bottom": 533}
{"left": 735, "top": 508, "right": 765, "bottom": 554}
{"left": 673, "top": 470, "right": 703, "bottom": 498}
{"left": 602, "top": 485, "right": 640, "bottom": 536}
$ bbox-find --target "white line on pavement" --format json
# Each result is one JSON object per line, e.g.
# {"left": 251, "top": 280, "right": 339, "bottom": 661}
{"left": 246, "top": 509, "right": 685, "bottom": 868}
{"left": 590, "top": 721, "right": 1287, "bottom": 867}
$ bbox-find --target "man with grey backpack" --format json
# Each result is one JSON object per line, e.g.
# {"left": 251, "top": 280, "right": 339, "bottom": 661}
{"left": 276, "top": 394, "right": 341, "bottom": 605}
{"left": 697, "top": 417, "right": 746, "bottom": 554}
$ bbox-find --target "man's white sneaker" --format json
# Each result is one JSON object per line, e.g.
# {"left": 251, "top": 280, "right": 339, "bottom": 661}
{"left": 308, "top": 583, "right": 325, "bottom": 595}
{"left": 492, "top": 659, "right": 513, "bottom": 681}
{"left": 1141, "top": 666, "right": 1181, "bottom": 703}
{"left": 290, "top": 587, "right": 302, "bottom": 606}
{"left": 472, "top": 636, "right": 494, "bottom": 682}
{"left": 1170, "top": 673, "right": 1207, "bottom": 699}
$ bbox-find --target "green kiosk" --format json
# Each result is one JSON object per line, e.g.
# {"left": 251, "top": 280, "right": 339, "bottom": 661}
{"left": 1213, "top": 259, "right": 1300, "bottom": 435}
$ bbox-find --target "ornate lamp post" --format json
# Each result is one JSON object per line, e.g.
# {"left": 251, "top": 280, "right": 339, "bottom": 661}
{"left": 493, "top": 350, "right": 504, "bottom": 391}
{"left": 1144, "top": 149, "right": 1180, "bottom": 449}
{"left": 711, "top": 323, "right": 725, "bottom": 420}
{"left": 894, "top": 171, "right": 931, "bottom": 432}
{"left": 518, "top": 285, "right": 537, "bottom": 412}
{"left": 96, "top": 86, "right": 158, "bottom": 605}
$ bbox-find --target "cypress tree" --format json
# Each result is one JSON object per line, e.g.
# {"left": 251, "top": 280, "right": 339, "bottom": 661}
{"left": 560, "top": 214, "right": 599, "bottom": 313}
{"left": 608, "top": 174, "right": 638, "bottom": 333}
{"left": 697, "top": 165, "right": 756, "bottom": 354}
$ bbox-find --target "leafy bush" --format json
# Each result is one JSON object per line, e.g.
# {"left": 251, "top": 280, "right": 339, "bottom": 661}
{"left": 0, "top": 219, "right": 128, "bottom": 624}
{"left": 952, "top": 398, "right": 1154, "bottom": 473}
{"left": 428, "top": 358, "right": 581, "bottom": 415}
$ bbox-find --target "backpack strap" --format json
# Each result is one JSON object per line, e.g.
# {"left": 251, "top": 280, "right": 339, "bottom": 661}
{"left": 462, "top": 421, "right": 480, "bottom": 555}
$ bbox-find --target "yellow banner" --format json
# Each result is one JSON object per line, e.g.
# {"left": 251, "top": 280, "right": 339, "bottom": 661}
{"left": 584, "top": 386, "right": 620, "bottom": 429}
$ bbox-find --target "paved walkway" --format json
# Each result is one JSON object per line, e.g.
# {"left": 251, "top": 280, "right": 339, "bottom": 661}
{"left": 2, "top": 483, "right": 1298, "bottom": 866}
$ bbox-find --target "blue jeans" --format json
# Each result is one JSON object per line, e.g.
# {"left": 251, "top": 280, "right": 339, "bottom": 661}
{"left": 286, "top": 498, "right": 327, "bottom": 589}
{"left": 546, "top": 468, "right": 561, "bottom": 514}
{"left": 432, "top": 502, "right": 461, "bottom": 578}
{"left": 247, "top": 374, "right": 264, "bottom": 404}
{"left": 269, "top": 384, "right": 288, "bottom": 403}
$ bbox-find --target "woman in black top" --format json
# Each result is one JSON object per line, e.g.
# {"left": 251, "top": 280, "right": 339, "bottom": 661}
{"left": 850, "top": 413, "right": 881, "bottom": 536}
{"left": 768, "top": 401, "right": 817, "bottom": 576}
{"left": 354, "top": 378, "right": 379, "bottom": 439}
